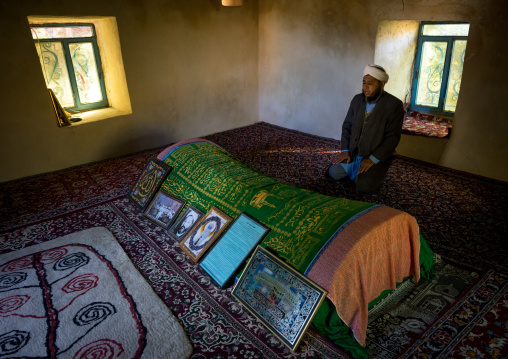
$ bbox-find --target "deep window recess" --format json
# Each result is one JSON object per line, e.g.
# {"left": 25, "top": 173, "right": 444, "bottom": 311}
{"left": 411, "top": 22, "right": 469, "bottom": 116}
{"left": 31, "top": 24, "right": 108, "bottom": 112}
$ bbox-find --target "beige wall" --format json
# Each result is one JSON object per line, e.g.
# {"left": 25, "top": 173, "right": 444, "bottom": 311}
{"left": 258, "top": 0, "right": 508, "bottom": 182}
{"left": 1, "top": 0, "right": 507, "bottom": 183}
{"left": 374, "top": 20, "right": 419, "bottom": 104}
{"left": 259, "top": 1, "right": 373, "bottom": 138}
{"left": 0, "top": 0, "right": 258, "bottom": 182}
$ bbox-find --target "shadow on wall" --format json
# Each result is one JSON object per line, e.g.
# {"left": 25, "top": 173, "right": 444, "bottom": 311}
{"left": 103, "top": 132, "right": 172, "bottom": 161}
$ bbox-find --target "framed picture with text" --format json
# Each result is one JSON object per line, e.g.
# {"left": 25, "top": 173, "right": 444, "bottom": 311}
{"left": 200, "top": 213, "right": 269, "bottom": 288}
{"left": 232, "top": 246, "right": 327, "bottom": 352}
{"left": 128, "top": 157, "right": 171, "bottom": 211}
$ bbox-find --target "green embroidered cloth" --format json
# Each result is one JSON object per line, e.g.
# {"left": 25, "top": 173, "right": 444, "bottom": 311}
{"left": 160, "top": 141, "right": 374, "bottom": 273}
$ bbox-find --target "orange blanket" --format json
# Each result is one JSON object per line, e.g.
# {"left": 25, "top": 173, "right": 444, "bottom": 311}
{"left": 306, "top": 205, "right": 421, "bottom": 346}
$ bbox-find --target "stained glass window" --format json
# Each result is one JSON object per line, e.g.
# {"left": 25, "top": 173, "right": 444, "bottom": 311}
{"left": 415, "top": 42, "right": 448, "bottom": 108}
{"left": 31, "top": 24, "right": 108, "bottom": 112}
{"left": 422, "top": 24, "right": 469, "bottom": 37}
{"left": 35, "top": 42, "right": 74, "bottom": 107}
{"left": 411, "top": 22, "right": 469, "bottom": 116}
{"left": 31, "top": 26, "right": 93, "bottom": 40}
{"left": 69, "top": 42, "right": 103, "bottom": 104}
{"left": 444, "top": 40, "right": 467, "bottom": 112}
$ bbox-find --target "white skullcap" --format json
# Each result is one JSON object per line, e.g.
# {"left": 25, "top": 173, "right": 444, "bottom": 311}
{"left": 363, "top": 64, "right": 389, "bottom": 83}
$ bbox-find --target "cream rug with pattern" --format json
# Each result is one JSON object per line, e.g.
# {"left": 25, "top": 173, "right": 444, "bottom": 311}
{"left": 0, "top": 227, "right": 192, "bottom": 359}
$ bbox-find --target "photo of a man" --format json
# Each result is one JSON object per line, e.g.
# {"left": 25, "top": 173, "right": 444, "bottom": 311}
{"left": 169, "top": 206, "right": 204, "bottom": 242}
{"left": 143, "top": 191, "right": 185, "bottom": 229}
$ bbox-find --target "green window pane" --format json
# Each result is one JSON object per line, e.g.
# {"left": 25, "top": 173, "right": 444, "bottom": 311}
{"left": 415, "top": 41, "right": 447, "bottom": 108}
{"left": 35, "top": 42, "right": 75, "bottom": 108}
{"left": 69, "top": 42, "right": 103, "bottom": 104}
{"left": 422, "top": 24, "right": 469, "bottom": 36}
{"left": 444, "top": 40, "right": 467, "bottom": 112}
{"left": 31, "top": 26, "right": 93, "bottom": 40}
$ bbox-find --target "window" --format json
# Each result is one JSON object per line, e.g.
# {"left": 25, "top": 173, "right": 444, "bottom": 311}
{"left": 31, "top": 24, "right": 108, "bottom": 112}
{"left": 411, "top": 22, "right": 469, "bottom": 116}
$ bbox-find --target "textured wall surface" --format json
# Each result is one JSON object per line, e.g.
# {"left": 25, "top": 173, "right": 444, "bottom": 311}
{"left": 0, "top": 0, "right": 258, "bottom": 182}
{"left": 259, "top": 1, "right": 372, "bottom": 138}
{"left": 374, "top": 20, "right": 419, "bottom": 104}
{"left": 1, "top": 0, "right": 507, "bottom": 182}
{"left": 258, "top": 0, "right": 508, "bottom": 182}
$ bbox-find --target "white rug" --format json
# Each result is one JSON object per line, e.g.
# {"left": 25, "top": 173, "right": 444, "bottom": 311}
{"left": 0, "top": 227, "right": 193, "bottom": 359}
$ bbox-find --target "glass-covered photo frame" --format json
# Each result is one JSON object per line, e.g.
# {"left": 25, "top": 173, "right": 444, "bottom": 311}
{"left": 232, "top": 246, "right": 327, "bottom": 352}
{"left": 179, "top": 206, "right": 232, "bottom": 263}
{"left": 128, "top": 157, "right": 171, "bottom": 211}
{"left": 143, "top": 190, "right": 186, "bottom": 229}
{"left": 200, "top": 213, "right": 270, "bottom": 288}
{"left": 168, "top": 205, "right": 204, "bottom": 243}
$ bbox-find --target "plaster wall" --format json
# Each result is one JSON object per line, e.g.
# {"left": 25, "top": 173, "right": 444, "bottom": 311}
{"left": 374, "top": 20, "right": 418, "bottom": 104}
{"left": 258, "top": 0, "right": 508, "bottom": 182}
{"left": 1, "top": 0, "right": 507, "bottom": 183}
{"left": 397, "top": 134, "right": 449, "bottom": 164}
{"left": 0, "top": 0, "right": 258, "bottom": 183}
{"left": 259, "top": 1, "right": 373, "bottom": 138}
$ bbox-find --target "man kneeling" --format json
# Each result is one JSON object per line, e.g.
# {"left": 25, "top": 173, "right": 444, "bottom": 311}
{"left": 328, "top": 64, "right": 404, "bottom": 193}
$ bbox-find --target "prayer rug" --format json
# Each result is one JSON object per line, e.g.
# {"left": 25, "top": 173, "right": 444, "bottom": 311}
{"left": 0, "top": 227, "right": 192, "bottom": 359}
{"left": 366, "top": 257, "right": 486, "bottom": 358}
{"left": 400, "top": 269, "right": 508, "bottom": 358}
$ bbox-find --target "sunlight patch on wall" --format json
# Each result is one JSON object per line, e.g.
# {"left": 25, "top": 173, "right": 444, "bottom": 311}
{"left": 374, "top": 20, "right": 419, "bottom": 104}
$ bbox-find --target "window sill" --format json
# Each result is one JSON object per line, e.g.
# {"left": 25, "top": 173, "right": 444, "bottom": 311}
{"left": 65, "top": 107, "right": 131, "bottom": 126}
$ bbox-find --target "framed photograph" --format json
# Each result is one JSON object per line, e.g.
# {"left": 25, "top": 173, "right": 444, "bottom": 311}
{"left": 128, "top": 157, "right": 171, "bottom": 210}
{"left": 168, "top": 205, "right": 204, "bottom": 243}
{"left": 200, "top": 213, "right": 270, "bottom": 288}
{"left": 143, "top": 191, "right": 186, "bottom": 229}
{"left": 232, "top": 246, "right": 327, "bottom": 352}
{"left": 179, "top": 206, "right": 232, "bottom": 263}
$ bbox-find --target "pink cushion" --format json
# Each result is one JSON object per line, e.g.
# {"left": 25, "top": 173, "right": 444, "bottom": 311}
{"left": 402, "top": 110, "right": 453, "bottom": 138}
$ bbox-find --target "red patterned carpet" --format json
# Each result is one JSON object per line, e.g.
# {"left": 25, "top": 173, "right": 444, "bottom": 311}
{"left": 1, "top": 122, "right": 507, "bottom": 359}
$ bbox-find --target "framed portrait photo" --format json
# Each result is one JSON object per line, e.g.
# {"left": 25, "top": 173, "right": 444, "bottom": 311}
{"left": 168, "top": 205, "right": 204, "bottom": 243}
{"left": 232, "top": 246, "right": 327, "bottom": 352}
{"left": 128, "top": 157, "right": 171, "bottom": 211}
{"left": 179, "top": 206, "right": 232, "bottom": 263}
{"left": 143, "top": 191, "right": 186, "bottom": 229}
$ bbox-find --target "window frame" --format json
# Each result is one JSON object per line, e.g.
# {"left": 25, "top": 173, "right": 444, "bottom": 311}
{"left": 410, "top": 21, "right": 468, "bottom": 117}
{"left": 31, "top": 23, "right": 109, "bottom": 112}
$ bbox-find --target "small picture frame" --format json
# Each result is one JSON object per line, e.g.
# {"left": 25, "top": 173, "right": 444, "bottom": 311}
{"left": 143, "top": 191, "right": 186, "bottom": 229}
{"left": 232, "top": 246, "right": 327, "bottom": 352}
{"left": 179, "top": 206, "right": 232, "bottom": 263}
{"left": 128, "top": 157, "right": 171, "bottom": 210}
{"left": 168, "top": 205, "right": 204, "bottom": 243}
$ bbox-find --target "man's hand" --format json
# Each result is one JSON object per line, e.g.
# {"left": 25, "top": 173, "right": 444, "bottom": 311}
{"left": 358, "top": 158, "right": 375, "bottom": 173}
{"left": 332, "top": 151, "right": 351, "bottom": 164}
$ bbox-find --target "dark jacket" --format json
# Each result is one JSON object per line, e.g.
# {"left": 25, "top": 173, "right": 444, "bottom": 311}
{"left": 341, "top": 91, "right": 404, "bottom": 163}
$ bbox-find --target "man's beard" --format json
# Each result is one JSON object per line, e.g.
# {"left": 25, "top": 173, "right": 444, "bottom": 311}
{"left": 363, "top": 87, "right": 383, "bottom": 102}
